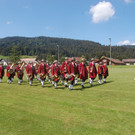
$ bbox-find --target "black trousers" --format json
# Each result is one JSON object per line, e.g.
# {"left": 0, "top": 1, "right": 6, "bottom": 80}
{"left": 70, "top": 77, "right": 75, "bottom": 85}
{"left": 98, "top": 74, "right": 102, "bottom": 80}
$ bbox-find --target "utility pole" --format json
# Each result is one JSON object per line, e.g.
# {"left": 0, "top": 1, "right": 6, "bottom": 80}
{"left": 57, "top": 45, "right": 59, "bottom": 62}
{"left": 109, "top": 38, "right": 111, "bottom": 66}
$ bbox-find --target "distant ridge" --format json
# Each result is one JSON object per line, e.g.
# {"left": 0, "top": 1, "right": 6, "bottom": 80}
{"left": 0, "top": 36, "right": 135, "bottom": 60}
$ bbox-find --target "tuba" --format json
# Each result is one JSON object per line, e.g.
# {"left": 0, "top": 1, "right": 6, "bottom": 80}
{"left": 19, "top": 61, "right": 27, "bottom": 75}
{"left": 8, "top": 63, "right": 16, "bottom": 74}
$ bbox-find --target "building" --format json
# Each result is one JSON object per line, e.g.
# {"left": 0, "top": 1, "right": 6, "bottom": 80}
{"left": 122, "top": 59, "right": 135, "bottom": 65}
{"left": 96, "top": 57, "right": 125, "bottom": 65}
{"left": 21, "top": 58, "right": 36, "bottom": 64}
{"left": 68, "top": 57, "right": 82, "bottom": 62}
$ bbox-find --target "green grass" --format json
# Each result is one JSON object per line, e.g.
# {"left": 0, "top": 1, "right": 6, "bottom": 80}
{"left": 0, "top": 66, "right": 135, "bottom": 135}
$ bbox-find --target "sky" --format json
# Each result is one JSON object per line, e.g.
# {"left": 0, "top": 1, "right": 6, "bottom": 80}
{"left": 0, "top": 0, "right": 135, "bottom": 46}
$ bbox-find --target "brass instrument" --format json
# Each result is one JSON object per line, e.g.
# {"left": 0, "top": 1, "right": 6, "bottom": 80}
{"left": 19, "top": 61, "right": 27, "bottom": 75}
{"left": 65, "top": 73, "right": 75, "bottom": 79}
{"left": 39, "top": 73, "right": 46, "bottom": 80}
{"left": 8, "top": 63, "right": 16, "bottom": 74}
{"left": 33, "top": 62, "right": 39, "bottom": 69}
{"left": 27, "top": 74, "right": 33, "bottom": 80}
{"left": 52, "top": 74, "right": 61, "bottom": 80}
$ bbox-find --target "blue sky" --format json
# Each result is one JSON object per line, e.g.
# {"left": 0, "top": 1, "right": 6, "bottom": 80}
{"left": 0, "top": 0, "right": 135, "bottom": 45}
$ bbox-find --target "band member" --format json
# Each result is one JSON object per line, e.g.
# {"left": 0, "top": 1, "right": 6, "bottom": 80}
{"left": 6, "top": 62, "right": 16, "bottom": 84}
{"left": 16, "top": 61, "right": 24, "bottom": 85}
{"left": 0, "top": 62, "right": 5, "bottom": 83}
{"left": 102, "top": 60, "right": 109, "bottom": 83}
{"left": 68, "top": 57, "right": 77, "bottom": 90}
{"left": 74, "top": 60, "right": 79, "bottom": 85}
{"left": 46, "top": 61, "right": 50, "bottom": 82}
{"left": 26, "top": 61, "right": 35, "bottom": 86}
{"left": 97, "top": 62, "right": 103, "bottom": 84}
{"left": 61, "top": 57, "right": 69, "bottom": 87}
{"left": 52, "top": 60, "right": 61, "bottom": 88}
{"left": 79, "top": 58, "right": 88, "bottom": 88}
{"left": 88, "top": 58, "right": 97, "bottom": 86}
{"left": 38, "top": 59, "right": 48, "bottom": 87}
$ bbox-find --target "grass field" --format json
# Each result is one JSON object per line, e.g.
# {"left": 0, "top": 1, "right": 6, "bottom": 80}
{"left": 0, "top": 66, "right": 135, "bottom": 135}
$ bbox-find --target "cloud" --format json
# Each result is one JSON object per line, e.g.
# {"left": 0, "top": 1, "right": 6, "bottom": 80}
{"left": 89, "top": 1, "right": 115, "bottom": 23}
{"left": 6, "top": 21, "right": 12, "bottom": 25}
{"left": 24, "top": 6, "right": 29, "bottom": 9}
{"left": 124, "top": 0, "right": 132, "bottom": 3}
{"left": 117, "top": 40, "right": 135, "bottom": 45}
{"left": 124, "top": 0, "right": 135, "bottom": 3}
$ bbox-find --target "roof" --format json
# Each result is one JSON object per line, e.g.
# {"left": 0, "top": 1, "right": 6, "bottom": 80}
{"left": 96, "top": 57, "right": 125, "bottom": 65}
{"left": 68, "top": 57, "right": 82, "bottom": 62}
{"left": 122, "top": 59, "right": 135, "bottom": 63}
{"left": 21, "top": 58, "right": 36, "bottom": 64}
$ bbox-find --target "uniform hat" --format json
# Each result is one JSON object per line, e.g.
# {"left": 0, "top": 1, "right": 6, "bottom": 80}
{"left": 81, "top": 58, "right": 86, "bottom": 62}
{"left": 41, "top": 59, "right": 45, "bottom": 62}
{"left": 99, "top": 62, "right": 102, "bottom": 65}
{"left": 91, "top": 58, "right": 94, "bottom": 61}
{"left": 54, "top": 60, "right": 58, "bottom": 63}
{"left": 71, "top": 57, "right": 75, "bottom": 61}
{"left": 65, "top": 57, "right": 68, "bottom": 60}
{"left": 103, "top": 59, "right": 107, "bottom": 63}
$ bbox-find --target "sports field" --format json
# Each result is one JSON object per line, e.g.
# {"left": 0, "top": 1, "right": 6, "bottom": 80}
{"left": 0, "top": 66, "right": 135, "bottom": 135}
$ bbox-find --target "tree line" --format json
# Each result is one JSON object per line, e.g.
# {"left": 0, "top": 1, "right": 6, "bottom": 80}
{"left": 0, "top": 36, "right": 135, "bottom": 62}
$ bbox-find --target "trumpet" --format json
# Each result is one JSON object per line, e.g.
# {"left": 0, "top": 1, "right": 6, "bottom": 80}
{"left": 19, "top": 61, "right": 27, "bottom": 75}
{"left": 8, "top": 63, "right": 16, "bottom": 74}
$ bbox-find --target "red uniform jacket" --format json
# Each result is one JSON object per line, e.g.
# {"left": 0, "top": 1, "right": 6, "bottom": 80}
{"left": 38, "top": 64, "right": 48, "bottom": 75}
{"left": 61, "top": 61, "right": 69, "bottom": 77}
{"left": 52, "top": 64, "right": 61, "bottom": 82}
{"left": 26, "top": 65, "right": 35, "bottom": 76}
{"left": 0, "top": 66, "right": 5, "bottom": 77}
{"left": 68, "top": 62, "right": 78, "bottom": 81}
{"left": 97, "top": 65, "right": 103, "bottom": 75}
{"left": 88, "top": 62, "right": 97, "bottom": 79}
{"left": 102, "top": 64, "right": 109, "bottom": 77}
{"left": 16, "top": 65, "right": 24, "bottom": 78}
{"left": 6, "top": 65, "right": 15, "bottom": 77}
{"left": 79, "top": 63, "right": 88, "bottom": 80}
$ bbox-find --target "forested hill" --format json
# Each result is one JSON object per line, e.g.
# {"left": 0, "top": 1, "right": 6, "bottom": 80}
{"left": 0, "top": 36, "right": 135, "bottom": 60}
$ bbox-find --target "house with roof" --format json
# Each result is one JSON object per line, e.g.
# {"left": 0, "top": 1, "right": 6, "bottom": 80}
{"left": 96, "top": 57, "right": 125, "bottom": 65}
{"left": 122, "top": 59, "right": 135, "bottom": 65}
{"left": 20, "top": 58, "right": 37, "bottom": 64}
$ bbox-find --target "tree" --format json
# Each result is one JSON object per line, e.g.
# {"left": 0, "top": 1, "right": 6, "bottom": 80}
{"left": 9, "top": 46, "right": 21, "bottom": 64}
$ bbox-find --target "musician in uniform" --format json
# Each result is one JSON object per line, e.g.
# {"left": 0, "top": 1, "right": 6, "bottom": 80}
{"left": 88, "top": 58, "right": 97, "bottom": 86}
{"left": 38, "top": 59, "right": 48, "bottom": 87}
{"left": 102, "top": 60, "right": 109, "bottom": 83}
{"left": 61, "top": 57, "right": 69, "bottom": 87}
{"left": 97, "top": 62, "right": 103, "bottom": 84}
{"left": 74, "top": 60, "right": 79, "bottom": 85}
{"left": 68, "top": 57, "right": 77, "bottom": 90}
{"left": 6, "top": 62, "right": 16, "bottom": 84}
{"left": 79, "top": 58, "right": 88, "bottom": 88}
{"left": 52, "top": 60, "right": 61, "bottom": 88}
{"left": 16, "top": 61, "right": 24, "bottom": 85}
{"left": 26, "top": 61, "right": 36, "bottom": 86}
{"left": 0, "top": 62, "right": 5, "bottom": 83}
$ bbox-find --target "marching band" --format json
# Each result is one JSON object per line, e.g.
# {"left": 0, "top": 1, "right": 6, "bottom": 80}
{"left": 0, "top": 57, "right": 109, "bottom": 90}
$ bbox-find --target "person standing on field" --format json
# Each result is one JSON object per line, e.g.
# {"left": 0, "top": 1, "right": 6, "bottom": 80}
{"left": 88, "top": 58, "right": 97, "bottom": 86}
{"left": 102, "top": 60, "right": 109, "bottom": 83}
{"left": 97, "top": 62, "right": 103, "bottom": 84}
{"left": 0, "top": 62, "right": 5, "bottom": 83}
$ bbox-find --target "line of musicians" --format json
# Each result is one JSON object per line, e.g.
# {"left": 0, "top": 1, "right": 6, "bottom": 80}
{"left": 0, "top": 57, "right": 109, "bottom": 90}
